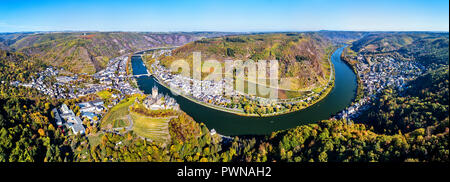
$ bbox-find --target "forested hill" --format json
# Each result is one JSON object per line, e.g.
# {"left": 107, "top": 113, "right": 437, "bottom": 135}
{"left": 361, "top": 66, "right": 449, "bottom": 134}
{"left": 159, "top": 33, "right": 335, "bottom": 90}
{"left": 0, "top": 32, "right": 233, "bottom": 74}
{"left": 316, "top": 31, "right": 368, "bottom": 44}
{"left": 0, "top": 50, "right": 46, "bottom": 86}
{"left": 350, "top": 32, "right": 449, "bottom": 66}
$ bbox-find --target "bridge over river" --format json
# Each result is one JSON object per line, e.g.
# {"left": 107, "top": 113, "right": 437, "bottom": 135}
{"left": 129, "top": 73, "right": 151, "bottom": 78}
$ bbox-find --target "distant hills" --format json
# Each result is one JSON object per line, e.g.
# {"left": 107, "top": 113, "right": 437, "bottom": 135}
{"left": 350, "top": 32, "right": 449, "bottom": 65}
{"left": 316, "top": 31, "right": 368, "bottom": 44}
{"left": 0, "top": 32, "right": 234, "bottom": 74}
{"left": 1, "top": 31, "right": 448, "bottom": 75}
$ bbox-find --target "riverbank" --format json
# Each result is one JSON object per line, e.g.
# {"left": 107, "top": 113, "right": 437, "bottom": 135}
{"left": 153, "top": 75, "right": 334, "bottom": 117}
{"left": 340, "top": 46, "right": 364, "bottom": 102}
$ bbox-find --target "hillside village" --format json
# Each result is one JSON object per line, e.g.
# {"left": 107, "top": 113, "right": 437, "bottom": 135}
{"left": 151, "top": 59, "right": 235, "bottom": 107}
{"left": 11, "top": 53, "right": 174, "bottom": 136}
{"left": 12, "top": 55, "right": 142, "bottom": 99}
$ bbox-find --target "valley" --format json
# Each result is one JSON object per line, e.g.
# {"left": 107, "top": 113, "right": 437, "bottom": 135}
{"left": 0, "top": 31, "right": 448, "bottom": 162}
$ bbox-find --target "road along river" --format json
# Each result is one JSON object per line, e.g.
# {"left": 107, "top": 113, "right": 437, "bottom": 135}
{"left": 131, "top": 46, "right": 357, "bottom": 136}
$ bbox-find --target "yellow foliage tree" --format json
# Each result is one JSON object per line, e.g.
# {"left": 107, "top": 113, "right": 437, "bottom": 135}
{"left": 38, "top": 128, "right": 46, "bottom": 137}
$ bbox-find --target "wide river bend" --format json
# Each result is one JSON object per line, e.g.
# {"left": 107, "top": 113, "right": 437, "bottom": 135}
{"left": 131, "top": 47, "right": 357, "bottom": 136}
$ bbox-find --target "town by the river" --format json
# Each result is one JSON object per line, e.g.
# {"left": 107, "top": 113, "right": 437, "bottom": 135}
{"left": 132, "top": 46, "right": 358, "bottom": 136}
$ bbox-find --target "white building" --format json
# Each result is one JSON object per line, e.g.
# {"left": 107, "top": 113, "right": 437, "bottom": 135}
{"left": 54, "top": 104, "right": 85, "bottom": 135}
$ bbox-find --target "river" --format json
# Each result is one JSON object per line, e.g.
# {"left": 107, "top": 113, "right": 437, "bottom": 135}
{"left": 131, "top": 46, "right": 357, "bottom": 136}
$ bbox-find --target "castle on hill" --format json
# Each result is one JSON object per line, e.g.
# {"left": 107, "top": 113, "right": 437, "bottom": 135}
{"left": 142, "top": 86, "right": 179, "bottom": 110}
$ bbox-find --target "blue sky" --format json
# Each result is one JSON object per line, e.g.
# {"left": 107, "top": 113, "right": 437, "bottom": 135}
{"left": 0, "top": 0, "right": 448, "bottom": 32}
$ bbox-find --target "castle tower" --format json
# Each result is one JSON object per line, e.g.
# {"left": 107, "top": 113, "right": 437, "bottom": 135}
{"left": 152, "top": 85, "right": 158, "bottom": 99}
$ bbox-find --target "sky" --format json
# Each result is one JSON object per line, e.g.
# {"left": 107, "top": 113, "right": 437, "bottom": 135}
{"left": 0, "top": 0, "right": 448, "bottom": 32}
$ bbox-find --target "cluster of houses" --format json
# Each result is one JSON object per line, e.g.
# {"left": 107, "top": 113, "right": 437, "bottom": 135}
{"left": 11, "top": 67, "right": 71, "bottom": 98}
{"left": 10, "top": 52, "right": 158, "bottom": 136}
{"left": 142, "top": 86, "right": 179, "bottom": 110}
{"left": 77, "top": 99, "right": 105, "bottom": 123}
{"left": 83, "top": 55, "right": 142, "bottom": 97}
{"left": 148, "top": 49, "right": 172, "bottom": 58}
{"left": 356, "top": 56, "right": 423, "bottom": 96}
{"left": 14, "top": 49, "right": 185, "bottom": 136}
{"left": 335, "top": 56, "right": 424, "bottom": 120}
{"left": 12, "top": 55, "right": 142, "bottom": 100}
{"left": 336, "top": 96, "right": 371, "bottom": 120}
{"left": 94, "top": 56, "right": 128, "bottom": 89}
{"left": 151, "top": 60, "right": 235, "bottom": 105}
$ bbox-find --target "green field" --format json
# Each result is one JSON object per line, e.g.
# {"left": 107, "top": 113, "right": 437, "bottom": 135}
{"left": 312, "top": 86, "right": 323, "bottom": 94}
{"left": 101, "top": 95, "right": 140, "bottom": 129}
{"left": 101, "top": 94, "right": 173, "bottom": 143}
{"left": 130, "top": 111, "right": 171, "bottom": 144}
{"left": 97, "top": 89, "right": 113, "bottom": 100}
{"left": 87, "top": 133, "right": 104, "bottom": 147}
